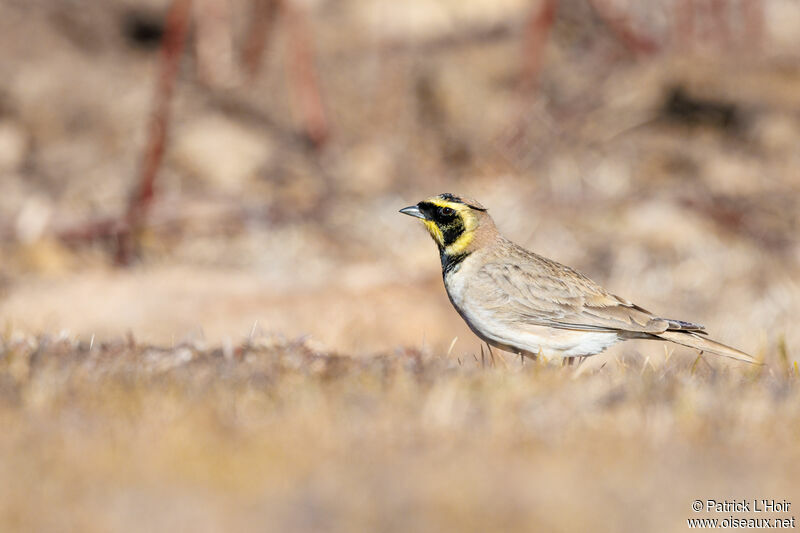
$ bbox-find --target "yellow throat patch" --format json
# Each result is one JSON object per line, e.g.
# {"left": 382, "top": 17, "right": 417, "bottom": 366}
{"left": 419, "top": 197, "right": 478, "bottom": 256}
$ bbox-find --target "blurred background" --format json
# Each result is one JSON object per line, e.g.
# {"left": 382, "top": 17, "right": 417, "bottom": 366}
{"left": 2, "top": 2, "right": 800, "bottom": 532}
{"left": 0, "top": 0, "right": 798, "bottom": 359}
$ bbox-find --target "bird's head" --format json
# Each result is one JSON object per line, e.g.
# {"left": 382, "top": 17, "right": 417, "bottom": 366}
{"left": 400, "top": 193, "right": 495, "bottom": 259}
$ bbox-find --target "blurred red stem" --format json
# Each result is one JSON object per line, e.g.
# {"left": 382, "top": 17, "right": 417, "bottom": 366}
{"left": 118, "top": 0, "right": 192, "bottom": 264}
{"left": 519, "top": 0, "right": 556, "bottom": 92}
{"left": 283, "top": 3, "right": 329, "bottom": 147}
{"left": 242, "top": 0, "right": 281, "bottom": 78}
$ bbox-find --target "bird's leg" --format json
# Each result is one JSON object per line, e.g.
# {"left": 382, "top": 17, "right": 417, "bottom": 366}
{"left": 485, "top": 342, "right": 496, "bottom": 368}
{"left": 698, "top": 351, "right": 716, "bottom": 374}
{"left": 485, "top": 343, "right": 508, "bottom": 369}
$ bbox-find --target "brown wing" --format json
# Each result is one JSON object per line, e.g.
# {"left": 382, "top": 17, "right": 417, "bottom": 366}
{"left": 467, "top": 249, "right": 674, "bottom": 334}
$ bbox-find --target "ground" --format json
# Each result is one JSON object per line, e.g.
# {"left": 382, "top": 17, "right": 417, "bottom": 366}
{"left": 1, "top": 336, "right": 798, "bottom": 532}
{"left": 0, "top": 1, "right": 799, "bottom": 531}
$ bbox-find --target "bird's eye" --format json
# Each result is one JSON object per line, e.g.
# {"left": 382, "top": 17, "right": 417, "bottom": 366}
{"left": 440, "top": 207, "right": 455, "bottom": 216}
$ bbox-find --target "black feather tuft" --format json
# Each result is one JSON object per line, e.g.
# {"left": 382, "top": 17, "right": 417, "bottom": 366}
{"left": 664, "top": 318, "right": 706, "bottom": 333}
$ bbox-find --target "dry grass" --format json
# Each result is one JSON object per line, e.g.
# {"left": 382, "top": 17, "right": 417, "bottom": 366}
{"left": 1, "top": 333, "right": 798, "bottom": 532}
{"left": 1, "top": 3, "right": 800, "bottom": 530}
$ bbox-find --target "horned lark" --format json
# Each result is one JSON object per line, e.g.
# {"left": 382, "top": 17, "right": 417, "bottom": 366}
{"left": 400, "top": 193, "right": 755, "bottom": 363}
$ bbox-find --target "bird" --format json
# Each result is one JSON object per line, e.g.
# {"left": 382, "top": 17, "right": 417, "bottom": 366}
{"left": 400, "top": 193, "right": 756, "bottom": 364}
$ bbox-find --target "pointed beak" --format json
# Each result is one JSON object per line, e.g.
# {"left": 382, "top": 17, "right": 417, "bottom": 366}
{"left": 399, "top": 205, "right": 427, "bottom": 220}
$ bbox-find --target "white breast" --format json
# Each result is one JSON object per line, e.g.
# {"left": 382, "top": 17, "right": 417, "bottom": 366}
{"left": 445, "top": 265, "right": 620, "bottom": 359}
{"left": 466, "top": 307, "right": 619, "bottom": 358}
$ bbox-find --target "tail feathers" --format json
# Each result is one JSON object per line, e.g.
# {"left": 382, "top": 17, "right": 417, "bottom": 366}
{"left": 657, "top": 331, "right": 758, "bottom": 364}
